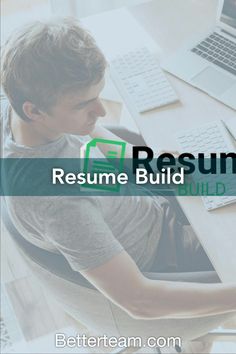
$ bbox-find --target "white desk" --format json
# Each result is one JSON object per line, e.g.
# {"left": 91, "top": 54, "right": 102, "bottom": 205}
{"left": 130, "top": 0, "right": 236, "bottom": 283}
{"left": 83, "top": 0, "right": 236, "bottom": 282}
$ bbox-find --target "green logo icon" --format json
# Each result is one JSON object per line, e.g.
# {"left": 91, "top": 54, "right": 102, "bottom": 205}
{"left": 82, "top": 138, "right": 126, "bottom": 191}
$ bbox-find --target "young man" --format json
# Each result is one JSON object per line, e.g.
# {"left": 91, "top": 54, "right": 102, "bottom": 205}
{"left": 1, "top": 18, "right": 236, "bottom": 324}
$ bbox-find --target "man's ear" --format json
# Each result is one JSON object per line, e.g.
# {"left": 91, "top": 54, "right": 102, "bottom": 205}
{"left": 22, "top": 101, "right": 46, "bottom": 122}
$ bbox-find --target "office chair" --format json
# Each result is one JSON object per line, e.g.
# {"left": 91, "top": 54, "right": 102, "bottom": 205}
{"left": 2, "top": 202, "right": 236, "bottom": 354}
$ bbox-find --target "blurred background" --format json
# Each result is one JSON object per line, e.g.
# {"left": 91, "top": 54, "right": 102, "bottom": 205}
{"left": 1, "top": 0, "right": 150, "bottom": 43}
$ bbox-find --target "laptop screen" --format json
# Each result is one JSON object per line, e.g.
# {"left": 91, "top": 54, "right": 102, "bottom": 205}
{"left": 220, "top": 0, "right": 236, "bottom": 29}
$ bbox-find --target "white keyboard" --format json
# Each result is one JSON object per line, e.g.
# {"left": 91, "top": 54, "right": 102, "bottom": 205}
{"left": 176, "top": 121, "right": 236, "bottom": 211}
{"left": 110, "top": 47, "right": 178, "bottom": 113}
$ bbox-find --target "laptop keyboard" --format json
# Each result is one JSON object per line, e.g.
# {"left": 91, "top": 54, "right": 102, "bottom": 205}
{"left": 191, "top": 32, "right": 236, "bottom": 76}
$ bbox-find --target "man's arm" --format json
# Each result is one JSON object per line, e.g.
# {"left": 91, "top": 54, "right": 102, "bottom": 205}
{"left": 81, "top": 250, "right": 236, "bottom": 320}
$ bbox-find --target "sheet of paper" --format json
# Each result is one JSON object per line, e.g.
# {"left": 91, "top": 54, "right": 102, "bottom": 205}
{"left": 82, "top": 7, "right": 161, "bottom": 60}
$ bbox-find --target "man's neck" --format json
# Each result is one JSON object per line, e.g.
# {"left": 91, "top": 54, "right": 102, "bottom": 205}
{"left": 10, "top": 109, "right": 63, "bottom": 147}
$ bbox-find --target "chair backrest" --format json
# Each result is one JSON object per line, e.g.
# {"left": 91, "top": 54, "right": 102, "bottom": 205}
{"left": 2, "top": 200, "right": 95, "bottom": 289}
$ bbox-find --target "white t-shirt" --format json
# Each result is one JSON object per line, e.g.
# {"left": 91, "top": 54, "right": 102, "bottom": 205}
{"left": 2, "top": 98, "right": 166, "bottom": 271}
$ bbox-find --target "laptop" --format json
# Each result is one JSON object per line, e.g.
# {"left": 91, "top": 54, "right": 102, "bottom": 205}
{"left": 162, "top": 0, "right": 236, "bottom": 110}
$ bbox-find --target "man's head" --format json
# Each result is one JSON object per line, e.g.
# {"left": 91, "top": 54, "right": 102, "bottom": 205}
{"left": 1, "top": 17, "right": 107, "bottom": 135}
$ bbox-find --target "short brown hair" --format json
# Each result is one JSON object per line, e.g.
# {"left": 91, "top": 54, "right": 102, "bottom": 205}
{"left": 1, "top": 17, "right": 107, "bottom": 121}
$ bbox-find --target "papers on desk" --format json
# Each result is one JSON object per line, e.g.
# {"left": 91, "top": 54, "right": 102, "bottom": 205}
{"left": 1, "top": 285, "right": 24, "bottom": 352}
{"left": 81, "top": 8, "right": 161, "bottom": 60}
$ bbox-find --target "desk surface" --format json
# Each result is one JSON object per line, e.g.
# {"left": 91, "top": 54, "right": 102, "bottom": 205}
{"left": 83, "top": 0, "right": 236, "bottom": 282}
{"left": 130, "top": 0, "right": 236, "bottom": 283}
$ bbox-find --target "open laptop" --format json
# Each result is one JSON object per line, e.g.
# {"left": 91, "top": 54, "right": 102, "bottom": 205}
{"left": 162, "top": 0, "right": 236, "bottom": 110}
